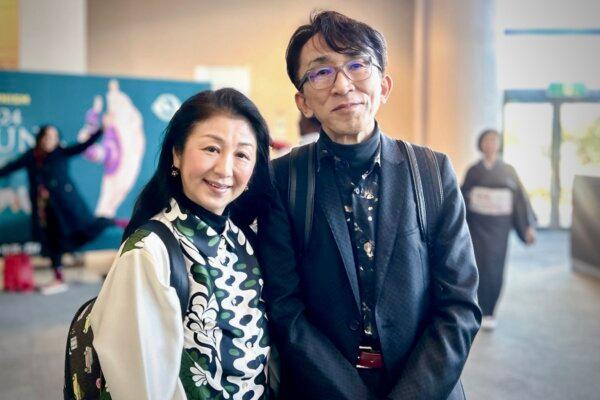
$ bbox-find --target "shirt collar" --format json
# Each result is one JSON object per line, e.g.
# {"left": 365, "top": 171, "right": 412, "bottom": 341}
{"left": 316, "top": 122, "right": 382, "bottom": 171}
{"left": 166, "top": 198, "right": 227, "bottom": 258}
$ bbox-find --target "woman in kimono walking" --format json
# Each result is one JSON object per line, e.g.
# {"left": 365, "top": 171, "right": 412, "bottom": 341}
{"left": 462, "top": 129, "right": 536, "bottom": 330}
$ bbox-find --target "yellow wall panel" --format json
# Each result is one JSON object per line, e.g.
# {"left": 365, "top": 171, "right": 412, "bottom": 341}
{"left": 0, "top": 0, "right": 19, "bottom": 69}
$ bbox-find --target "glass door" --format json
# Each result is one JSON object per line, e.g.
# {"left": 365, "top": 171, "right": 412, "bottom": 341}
{"left": 559, "top": 103, "right": 600, "bottom": 227}
{"left": 503, "top": 103, "right": 554, "bottom": 227}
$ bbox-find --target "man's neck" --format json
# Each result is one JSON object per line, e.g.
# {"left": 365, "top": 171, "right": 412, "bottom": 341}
{"left": 324, "top": 122, "right": 376, "bottom": 145}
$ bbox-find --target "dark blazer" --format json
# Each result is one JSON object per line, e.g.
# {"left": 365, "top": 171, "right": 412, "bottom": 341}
{"left": 257, "top": 133, "right": 481, "bottom": 400}
{"left": 0, "top": 130, "right": 103, "bottom": 251}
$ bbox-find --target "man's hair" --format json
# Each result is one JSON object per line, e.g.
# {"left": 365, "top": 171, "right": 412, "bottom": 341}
{"left": 286, "top": 10, "right": 388, "bottom": 90}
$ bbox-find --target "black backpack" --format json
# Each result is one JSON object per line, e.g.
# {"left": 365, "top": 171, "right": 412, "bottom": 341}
{"left": 63, "top": 220, "right": 189, "bottom": 400}
{"left": 286, "top": 140, "right": 444, "bottom": 255}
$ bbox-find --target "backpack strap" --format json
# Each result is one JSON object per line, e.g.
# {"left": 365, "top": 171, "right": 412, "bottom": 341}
{"left": 286, "top": 139, "right": 443, "bottom": 251}
{"left": 398, "top": 140, "right": 444, "bottom": 245}
{"left": 288, "top": 142, "right": 317, "bottom": 256}
{"left": 141, "top": 219, "right": 189, "bottom": 320}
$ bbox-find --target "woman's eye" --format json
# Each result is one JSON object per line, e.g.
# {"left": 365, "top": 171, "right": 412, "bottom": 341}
{"left": 204, "top": 146, "right": 219, "bottom": 153}
{"left": 236, "top": 152, "right": 250, "bottom": 160}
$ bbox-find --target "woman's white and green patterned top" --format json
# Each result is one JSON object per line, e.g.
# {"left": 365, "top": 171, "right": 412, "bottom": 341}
{"left": 90, "top": 198, "right": 270, "bottom": 400}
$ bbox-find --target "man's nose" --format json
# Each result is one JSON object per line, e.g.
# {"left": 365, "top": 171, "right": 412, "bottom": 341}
{"left": 331, "top": 69, "right": 354, "bottom": 94}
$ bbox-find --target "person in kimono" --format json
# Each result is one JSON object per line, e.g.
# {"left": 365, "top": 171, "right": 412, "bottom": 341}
{"left": 462, "top": 129, "right": 536, "bottom": 330}
{"left": 89, "top": 88, "right": 274, "bottom": 399}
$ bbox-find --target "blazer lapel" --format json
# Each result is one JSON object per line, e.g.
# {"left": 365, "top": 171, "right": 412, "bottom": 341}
{"left": 316, "top": 163, "right": 361, "bottom": 311}
{"left": 374, "top": 135, "right": 409, "bottom": 301}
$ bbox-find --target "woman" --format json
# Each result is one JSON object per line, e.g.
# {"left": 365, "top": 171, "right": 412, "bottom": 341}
{"left": 462, "top": 129, "right": 536, "bottom": 330}
{"left": 0, "top": 123, "right": 114, "bottom": 294}
{"left": 90, "top": 88, "right": 273, "bottom": 399}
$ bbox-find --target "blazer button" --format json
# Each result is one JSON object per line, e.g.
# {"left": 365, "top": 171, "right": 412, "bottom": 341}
{"left": 348, "top": 319, "right": 360, "bottom": 331}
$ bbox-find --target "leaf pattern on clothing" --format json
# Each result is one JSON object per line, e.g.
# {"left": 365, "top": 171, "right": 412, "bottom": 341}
{"left": 161, "top": 198, "right": 269, "bottom": 399}
{"left": 120, "top": 229, "right": 151, "bottom": 256}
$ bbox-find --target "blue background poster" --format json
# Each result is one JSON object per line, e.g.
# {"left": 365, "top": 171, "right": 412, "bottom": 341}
{"left": 0, "top": 71, "right": 210, "bottom": 250}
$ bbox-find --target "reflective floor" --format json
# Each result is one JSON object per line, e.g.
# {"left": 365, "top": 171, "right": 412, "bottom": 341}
{"left": 0, "top": 231, "right": 598, "bottom": 399}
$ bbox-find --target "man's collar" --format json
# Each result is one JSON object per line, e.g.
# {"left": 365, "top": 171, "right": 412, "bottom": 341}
{"left": 316, "top": 122, "right": 382, "bottom": 169}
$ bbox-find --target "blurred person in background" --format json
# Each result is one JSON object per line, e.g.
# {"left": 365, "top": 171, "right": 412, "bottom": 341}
{"left": 0, "top": 122, "right": 115, "bottom": 295}
{"left": 462, "top": 129, "right": 537, "bottom": 331}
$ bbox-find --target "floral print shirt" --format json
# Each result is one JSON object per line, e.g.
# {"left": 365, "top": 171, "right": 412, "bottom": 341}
{"left": 318, "top": 137, "right": 382, "bottom": 346}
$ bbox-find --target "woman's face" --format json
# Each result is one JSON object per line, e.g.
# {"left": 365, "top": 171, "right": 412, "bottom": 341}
{"left": 173, "top": 114, "right": 257, "bottom": 215}
{"left": 480, "top": 132, "right": 500, "bottom": 158}
{"left": 41, "top": 127, "right": 59, "bottom": 152}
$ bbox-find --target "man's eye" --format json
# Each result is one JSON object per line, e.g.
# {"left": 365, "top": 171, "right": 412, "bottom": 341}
{"left": 348, "top": 61, "right": 367, "bottom": 71}
{"left": 312, "top": 68, "right": 333, "bottom": 78}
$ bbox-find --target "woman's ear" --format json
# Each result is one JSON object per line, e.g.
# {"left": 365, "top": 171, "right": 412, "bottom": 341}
{"left": 172, "top": 148, "right": 181, "bottom": 169}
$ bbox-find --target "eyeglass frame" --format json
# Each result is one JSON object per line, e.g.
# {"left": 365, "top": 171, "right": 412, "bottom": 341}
{"left": 296, "top": 56, "right": 383, "bottom": 91}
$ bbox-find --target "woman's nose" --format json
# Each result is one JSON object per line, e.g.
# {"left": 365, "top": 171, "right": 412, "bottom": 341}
{"left": 213, "top": 153, "right": 234, "bottom": 177}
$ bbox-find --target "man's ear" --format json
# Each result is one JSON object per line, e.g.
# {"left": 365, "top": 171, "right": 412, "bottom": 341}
{"left": 295, "top": 91, "right": 315, "bottom": 118}
{"left": 380, "top": 75, "right": 393, "bottom": 104}
{"left": 172, "top": 148, "right": 181, "bottom": 169}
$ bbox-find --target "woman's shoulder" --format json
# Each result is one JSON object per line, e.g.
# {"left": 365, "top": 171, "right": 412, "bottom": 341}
{"left": 117, "top": 215, "right": 175, "bottom": 282}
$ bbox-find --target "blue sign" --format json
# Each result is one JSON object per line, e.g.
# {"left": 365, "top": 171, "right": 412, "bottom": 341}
{"left": 0, "top": 71, "right": 210, "bottom": 250}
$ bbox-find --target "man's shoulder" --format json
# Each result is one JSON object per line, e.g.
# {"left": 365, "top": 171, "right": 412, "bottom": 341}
{"left": 271, "top": 142, "right": 317, "bottom": 183}
{"left": 380, "top": 133, "right": 448, "bottom": 165}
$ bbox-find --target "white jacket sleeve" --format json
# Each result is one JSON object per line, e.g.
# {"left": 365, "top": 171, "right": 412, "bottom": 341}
{"left": 89, "top": 234, "right": 187, "bottom": 400}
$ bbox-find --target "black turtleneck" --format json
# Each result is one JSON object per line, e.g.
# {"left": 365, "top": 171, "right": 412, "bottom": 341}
{"left": 319, "top": 126, "right": 381, "bottom": 174}
{"left": 175, "top": 190, "right": 228, "bottom": 234}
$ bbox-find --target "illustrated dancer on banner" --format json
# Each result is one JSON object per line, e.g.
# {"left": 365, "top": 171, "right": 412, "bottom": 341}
{"left": 80, "top": 79, "right": 146, "bottom": 218}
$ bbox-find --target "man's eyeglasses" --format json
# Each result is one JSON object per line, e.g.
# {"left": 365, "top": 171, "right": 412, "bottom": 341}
{"left": 298, "top": 57, "right": 382, "bottom": 90}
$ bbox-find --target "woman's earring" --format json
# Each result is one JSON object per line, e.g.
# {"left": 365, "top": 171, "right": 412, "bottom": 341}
{"left": 245, "top": 186, "right": 249, "bottom": 191}
{"left": 171, "top": 165, "right": 180, "bottom": 177}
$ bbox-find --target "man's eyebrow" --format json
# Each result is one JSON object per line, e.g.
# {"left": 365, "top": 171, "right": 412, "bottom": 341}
{"left": 307, "top": 56, "right": 331, "bottom": 68}
{"left": 307, "top": 52, "right": 371, "bottom": 69}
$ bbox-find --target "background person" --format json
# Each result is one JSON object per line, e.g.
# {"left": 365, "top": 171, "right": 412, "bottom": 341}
{"left": 0, "top": 123, "right": 114, "bottom": 294}
{"left": 462, "top": 128, "right": 536, "bottom": 330}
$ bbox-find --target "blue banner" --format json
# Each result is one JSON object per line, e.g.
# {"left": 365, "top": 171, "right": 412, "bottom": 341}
{"left": 0, "top": 71, "right": 210, "bottom": 250}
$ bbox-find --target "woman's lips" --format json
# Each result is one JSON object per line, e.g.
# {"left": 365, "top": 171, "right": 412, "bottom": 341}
{"left": 204, "top": 179, "right": 232, "bottom": 194}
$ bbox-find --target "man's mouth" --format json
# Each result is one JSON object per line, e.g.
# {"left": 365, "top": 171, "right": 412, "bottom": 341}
{"left": 332, "top": 102, "right": 362, "bottom": 112}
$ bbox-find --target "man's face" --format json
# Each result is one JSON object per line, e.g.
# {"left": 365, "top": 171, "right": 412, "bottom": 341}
{"left": 294, "top": 34, "right": 392, "bottom": 144}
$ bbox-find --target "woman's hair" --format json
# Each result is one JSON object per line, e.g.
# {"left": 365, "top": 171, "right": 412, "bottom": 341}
{"left": 123, "top": 88, "right": 274, "bottom": 240}
{"left": 477, "top": 128, "right": 500, "bottom": 151}
{"left": 34, "top": 125, "right": 59, "bottom": 151}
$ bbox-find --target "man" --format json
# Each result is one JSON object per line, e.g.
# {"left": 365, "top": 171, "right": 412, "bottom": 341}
{"left": 257, "top": 11, "right": 481, "bottom": 400}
